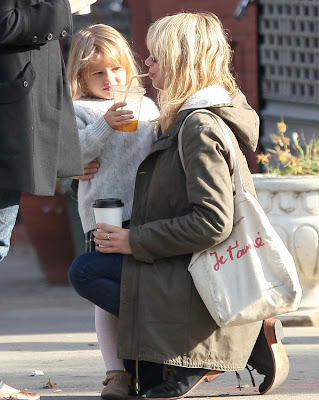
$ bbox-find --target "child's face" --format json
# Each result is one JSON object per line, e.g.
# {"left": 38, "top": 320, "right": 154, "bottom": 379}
{"left": 85, "top": 57, "right": 126, "bottom": 99}
{"left": 145, "top": 55, "right": 165, "bottom": 90}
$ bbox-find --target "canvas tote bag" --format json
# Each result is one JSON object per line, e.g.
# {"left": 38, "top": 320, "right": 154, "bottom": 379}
{"left": 178, "top": 109, "right": 302, "bottom": 327}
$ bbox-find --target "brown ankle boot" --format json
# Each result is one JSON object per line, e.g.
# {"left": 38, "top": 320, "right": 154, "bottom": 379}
{"left": 247, "top": 318, "right": 289, "bottom": 395}
{"left": 101, "top": 370, "right": 132, "bottom": 400}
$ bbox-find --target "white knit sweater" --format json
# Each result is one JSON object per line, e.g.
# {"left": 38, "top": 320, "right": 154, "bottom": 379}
{"left": 74, "top": 96, "right": 159, "bottom": 233}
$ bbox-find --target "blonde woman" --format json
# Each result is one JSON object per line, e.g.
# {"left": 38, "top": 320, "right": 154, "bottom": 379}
{"left": 67, "top": 24, "right": 158, "bottom": 399}
{"left": 69, "top": 13, "right": 289, "bottom": 399}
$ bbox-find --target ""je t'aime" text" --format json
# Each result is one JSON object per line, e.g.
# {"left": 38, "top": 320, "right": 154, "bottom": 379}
{"left": 209, "top": 233, "right": 265, "bottom": 271}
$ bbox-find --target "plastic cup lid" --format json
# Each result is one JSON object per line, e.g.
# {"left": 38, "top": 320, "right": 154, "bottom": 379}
{"left": 93, "top": 198, "right": 124, "bottom": 208}
{"left": 111, "top": 85, "right": 146, "bottom": 95}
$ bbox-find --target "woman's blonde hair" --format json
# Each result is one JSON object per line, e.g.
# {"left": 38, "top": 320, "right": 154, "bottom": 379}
{"left": 146, "top": 12, "right": 236, "bottom": 130}
{"left": 67, "top": 24, "right": 139, "bottom": 100}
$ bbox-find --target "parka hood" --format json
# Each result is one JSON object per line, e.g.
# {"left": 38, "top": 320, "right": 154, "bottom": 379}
{"left": 179, "top": 85, "right": 260, "bottom": 151}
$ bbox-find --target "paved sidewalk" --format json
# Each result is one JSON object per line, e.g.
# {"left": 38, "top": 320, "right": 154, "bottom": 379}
{"left": 1, "top": 224, "right": 319, "bottom": 399}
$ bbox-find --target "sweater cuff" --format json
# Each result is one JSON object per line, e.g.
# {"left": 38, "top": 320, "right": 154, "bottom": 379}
{"left": 91, "top": 116, "right": 114, "bottom": 139}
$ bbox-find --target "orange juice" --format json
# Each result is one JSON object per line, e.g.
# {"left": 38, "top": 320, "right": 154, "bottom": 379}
{"left": 115, "top": 119, "right": 138, "bottom": 132}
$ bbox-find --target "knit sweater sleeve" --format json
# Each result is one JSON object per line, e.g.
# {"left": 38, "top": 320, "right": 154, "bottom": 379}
{"left": 74, "top": 100, "right": 115, "bottom": 165}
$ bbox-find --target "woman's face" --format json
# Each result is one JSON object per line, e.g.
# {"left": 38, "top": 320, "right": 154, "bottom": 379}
{"left": 145, "top": 55, "right": 165, "bottom": 90}
{"left": 84, "top": 56, "right": 126, "bottom": 99}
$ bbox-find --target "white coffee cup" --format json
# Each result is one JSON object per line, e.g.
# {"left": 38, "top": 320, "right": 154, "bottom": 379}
{"left": 93, "top": 198, "right": 124, "bottom": 228}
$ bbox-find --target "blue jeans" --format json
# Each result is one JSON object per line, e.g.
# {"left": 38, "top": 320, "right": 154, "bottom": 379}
{"left": 0, "top": 191, "right": 21, "bottom": 384}
{"left": 68, "top": 251, "right": 123, "bottom": 317}
{"left": 0, "top": 191, "right": 21, "bottom": 262}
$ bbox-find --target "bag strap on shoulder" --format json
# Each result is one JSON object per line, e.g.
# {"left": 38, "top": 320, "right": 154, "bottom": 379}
{"left": 177, "top": 109, "right": 244, "bottom": 195}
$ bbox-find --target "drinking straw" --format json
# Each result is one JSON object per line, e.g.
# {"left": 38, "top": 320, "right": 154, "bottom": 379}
{"left": 122, "top": 73, "right": 149, "bottom": 103}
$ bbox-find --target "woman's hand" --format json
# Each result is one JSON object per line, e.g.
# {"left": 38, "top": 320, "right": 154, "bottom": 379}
{"left": 94, "top": 223, "right": 132, "bottom": 254}
{"left": 104, "top": 102, "right": 134, "bottom": 129}
{"left": 72, "top": 159, "right": 100, "bottom": 180}
{"left": 68, "top": 0, "right": 97, "bottom": 14}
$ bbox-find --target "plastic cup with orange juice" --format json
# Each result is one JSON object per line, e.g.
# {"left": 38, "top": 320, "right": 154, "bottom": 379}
{"left": 112, "top": 80, "right": 147, "bottom": 132}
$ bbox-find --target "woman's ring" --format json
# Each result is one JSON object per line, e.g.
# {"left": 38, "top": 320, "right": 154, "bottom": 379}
{"left": 105, "top": 233, "right": 110, "bottom": 240}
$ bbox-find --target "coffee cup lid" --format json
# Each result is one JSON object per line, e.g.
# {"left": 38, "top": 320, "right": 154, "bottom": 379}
{"left": 93, "top": 198, "right": 124, "bottom": 208}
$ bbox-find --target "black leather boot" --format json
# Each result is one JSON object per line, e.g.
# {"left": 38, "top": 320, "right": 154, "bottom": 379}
{"left": 123, "top": 359, "right": 164, "bottom": 396}
{"left": 142, "top": 366, "right": 222, "bottom": 399}
{"left": 247, "top": 318, "right": 289, "bottom": 394}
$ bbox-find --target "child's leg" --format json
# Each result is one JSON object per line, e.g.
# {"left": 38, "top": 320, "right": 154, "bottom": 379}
{"left": 68, "top": 252, "right": 131, "bottom": 399}
{"left": 95, "top": 306, "right": 124, "bottom": 371}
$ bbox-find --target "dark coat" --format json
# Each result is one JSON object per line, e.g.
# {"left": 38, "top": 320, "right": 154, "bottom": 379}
{"left": 0, "top": 0, "right": 83, "bottom": 195}
{"left": 118, "top": 89, "right": 262, "bottom": 371}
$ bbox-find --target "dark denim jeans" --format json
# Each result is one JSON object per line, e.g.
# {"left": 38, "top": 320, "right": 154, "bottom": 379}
{"left": 68, "top": 251, "right": 123, "bottom": 317}
{"left": 0, "top": 190, "right": 21, "bottom": 262}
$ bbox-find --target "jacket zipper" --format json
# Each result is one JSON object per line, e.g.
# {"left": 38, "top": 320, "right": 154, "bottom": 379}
{"left": 133, "top": 263, "right": 142, "bottom": 394}
{"left": 134, "top": 356, "right": 140, "bottom": 394}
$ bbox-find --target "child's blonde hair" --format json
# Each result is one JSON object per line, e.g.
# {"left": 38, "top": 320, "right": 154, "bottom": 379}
{"left": 67, "top": 24, "right": 139, "bottom": 100}
{"left": 146, "top": 12, "right": 237, "bottom": 131}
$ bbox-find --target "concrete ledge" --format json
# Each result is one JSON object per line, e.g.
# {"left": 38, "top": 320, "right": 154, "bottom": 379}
{"left": 279, "top": 308, "right": 319, "bottom": 327}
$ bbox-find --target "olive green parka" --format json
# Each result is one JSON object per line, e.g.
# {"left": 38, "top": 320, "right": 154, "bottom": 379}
{"left": 118, "top": 85, "right": 262, "bottom": 371}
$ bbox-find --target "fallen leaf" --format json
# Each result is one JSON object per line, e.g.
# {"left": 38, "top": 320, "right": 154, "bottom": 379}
{"left": 43, "top": 379, "right": 56, "bottom": 389}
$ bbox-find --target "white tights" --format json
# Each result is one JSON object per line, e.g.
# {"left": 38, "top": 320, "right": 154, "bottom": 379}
{"left": 95, "top": 306, "right": 125, "bottom": 371}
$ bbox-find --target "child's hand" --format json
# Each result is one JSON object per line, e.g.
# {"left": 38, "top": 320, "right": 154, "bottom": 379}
{"left": 68, "top": 0, "right": 97, "bottom": 14}
{"left": 73, "top": 159, "right": 100, "bottom": 180}
{"left": 104, "top": 102, "right": 134, "bottom": 129}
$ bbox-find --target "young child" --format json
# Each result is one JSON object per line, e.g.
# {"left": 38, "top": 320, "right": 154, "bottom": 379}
{"left": 67, "top": 24, "right": 158, "bottom": 244}
{"left": 67, "top": 24, "right": 158, "bottom": 399}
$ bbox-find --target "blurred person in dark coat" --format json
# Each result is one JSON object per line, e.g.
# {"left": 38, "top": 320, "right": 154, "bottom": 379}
{"left": 0, "top": 1, "right": 97, "bottom": 399}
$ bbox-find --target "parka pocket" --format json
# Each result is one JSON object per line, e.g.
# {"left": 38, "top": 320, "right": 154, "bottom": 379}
{"left": 0, "top": 62, "right": 35, "bottom": 104}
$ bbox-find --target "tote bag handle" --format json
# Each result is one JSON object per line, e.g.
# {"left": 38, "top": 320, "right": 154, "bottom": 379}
{"left": 177, "top": 109, "right": 245, "bottom": 197}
